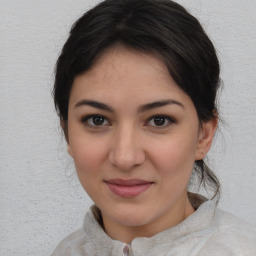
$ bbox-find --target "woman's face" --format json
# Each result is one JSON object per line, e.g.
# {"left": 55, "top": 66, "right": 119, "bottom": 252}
{"left": 67, "top": 46, "right": 216, "bottom": 241}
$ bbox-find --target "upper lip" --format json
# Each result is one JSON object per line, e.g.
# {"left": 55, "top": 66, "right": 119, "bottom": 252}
{"left": 105, "top": 179, "right": 153, "bottom": 186}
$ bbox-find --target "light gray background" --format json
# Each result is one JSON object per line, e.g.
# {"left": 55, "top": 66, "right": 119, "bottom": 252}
{"left": 1, "top": 0, "right": 256, "bottom": 255}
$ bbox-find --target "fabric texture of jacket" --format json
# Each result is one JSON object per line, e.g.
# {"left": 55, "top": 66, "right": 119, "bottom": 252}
{"left": 51, "top": 194, "right": 256, "bottom": 256}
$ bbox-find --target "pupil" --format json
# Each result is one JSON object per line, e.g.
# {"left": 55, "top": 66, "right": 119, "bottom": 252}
{"left": 93, "top": 116, "right": 104, "bottom": 126}
{"left": 154, "top": 117, "right": 165, "bottom": 126}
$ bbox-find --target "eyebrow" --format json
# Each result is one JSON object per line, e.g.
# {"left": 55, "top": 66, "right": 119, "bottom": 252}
{"left": 138, "top": 99, "right": 184, "bottom": 113}
{"left": 74, "top": 99, "right": 184, "bottom": 113}
{"left": 74, "top": 100, "right": 114, "bottom": 112}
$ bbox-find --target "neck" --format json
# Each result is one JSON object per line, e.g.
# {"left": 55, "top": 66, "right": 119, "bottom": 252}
{"left": 101, "top": 193, "right": 195, "bottom": 243}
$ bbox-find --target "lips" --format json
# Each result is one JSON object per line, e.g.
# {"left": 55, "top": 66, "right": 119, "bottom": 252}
{"left": 104, "top": 179, "right": 153, "bottom": 198}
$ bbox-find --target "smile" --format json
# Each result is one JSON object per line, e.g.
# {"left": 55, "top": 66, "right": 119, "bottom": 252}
{"left": 104, "top": 179, "right": 153, "bottom": 198}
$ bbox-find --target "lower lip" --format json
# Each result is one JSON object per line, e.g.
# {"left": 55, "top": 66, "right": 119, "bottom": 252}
{"left": 106, "top": 182, "right": 153, "bottom": 198}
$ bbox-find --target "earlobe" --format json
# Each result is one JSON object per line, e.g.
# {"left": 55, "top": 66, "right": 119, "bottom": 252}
{"left": 195, "top": 118, "right": 218, "bottom": 160}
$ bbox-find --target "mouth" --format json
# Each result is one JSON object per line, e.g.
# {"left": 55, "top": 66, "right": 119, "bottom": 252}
{"left": 104, "top": 179, "right": 154, "bottom": 198}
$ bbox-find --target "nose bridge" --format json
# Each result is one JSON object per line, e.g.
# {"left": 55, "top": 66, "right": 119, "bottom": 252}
{"left": 109, "top": 122, "right": 145, "bottom": 170}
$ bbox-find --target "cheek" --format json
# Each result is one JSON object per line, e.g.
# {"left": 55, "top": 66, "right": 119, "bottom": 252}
{"left": 149, "top": 139, "right": 197, "bottom": 202}
{"left": 70, "top": 139, "right": 107, "bottom": 200}
{"left": 69, "top": 135, "right": 108, "bottom": 178}
{"left": 149, "top": 133, "right": 198, "bottom": 178}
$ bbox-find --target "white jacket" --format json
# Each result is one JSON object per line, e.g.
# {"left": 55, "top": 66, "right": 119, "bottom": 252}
{"left": 51, "top": 195, "right": 256, "bottom": 255}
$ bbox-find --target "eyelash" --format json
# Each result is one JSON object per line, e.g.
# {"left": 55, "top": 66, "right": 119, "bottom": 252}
{"left": 81, "top": 114, "right": 175, "bottom": 129}
{"left": 81, "top": 115, "right": 111, "bottom": 128}
{"left": 145, "top": 115, "right": 175, "bottom": 129}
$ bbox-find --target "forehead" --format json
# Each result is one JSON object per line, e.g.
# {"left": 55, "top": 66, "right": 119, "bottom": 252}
{"left": 86, "top": 46, "right": 169, "bottom": 81}
{"left": 69, "top": 46, "right": 194, "bottom": 110}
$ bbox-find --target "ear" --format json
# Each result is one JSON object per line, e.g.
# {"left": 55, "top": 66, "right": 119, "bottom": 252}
{"left": 195, "top": 117, "right": 218, "bottom": 160}
{"left": 60, "top": 119, "right": 73, "bottom": 158}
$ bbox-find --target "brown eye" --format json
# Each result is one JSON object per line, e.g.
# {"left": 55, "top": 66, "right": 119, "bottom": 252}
{"left": 153, "top": 117, "right": 166, "bottom": 126}
{"left": 82, "top": 115, "right": 110, "bottom": 127}
{"left": 147, "top": 115, "right": 175, "bottom": 128}
{"left": 92, "top": 116, "right": 105, "bottom": 126}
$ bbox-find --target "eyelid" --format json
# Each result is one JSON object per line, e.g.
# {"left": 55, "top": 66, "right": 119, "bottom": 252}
{"left": 145, "top": 114, "right": 176, "bottom": 128}
{"left": 81, "top": 114, "right": 111, "bottom": 128}
{"left": 80, "top": 114, "right": 175, "bottom": 129}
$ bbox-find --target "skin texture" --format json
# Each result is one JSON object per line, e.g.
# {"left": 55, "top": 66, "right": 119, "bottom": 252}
{"left": 66, "top": 46, "right": 217, "bottom": 243}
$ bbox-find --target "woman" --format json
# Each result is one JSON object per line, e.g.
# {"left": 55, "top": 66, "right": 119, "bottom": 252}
{"left": 51, "top": 0, "right": 256, "bottom": 255}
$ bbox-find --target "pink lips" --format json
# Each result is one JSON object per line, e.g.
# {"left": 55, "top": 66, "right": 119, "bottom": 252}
{"left": 105, "top": 179, "right": 153, "bottom": 198}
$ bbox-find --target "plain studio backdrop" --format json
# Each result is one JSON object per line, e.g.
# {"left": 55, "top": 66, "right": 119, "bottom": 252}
{"left": 1, "top": 0, "right": 256, "bottom": 255}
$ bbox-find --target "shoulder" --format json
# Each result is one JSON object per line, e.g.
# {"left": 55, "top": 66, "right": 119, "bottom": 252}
{"left": 51, "top": 228, "right": 91, "bottom": 255}
{"left": 202, "top": 207, "right": 256, "bottom": 255}
{"left": 51, "top": 209, "right": 101, "bottom": 256}
{"left": 214, "top": 207, "right": 256, "bottom": 238}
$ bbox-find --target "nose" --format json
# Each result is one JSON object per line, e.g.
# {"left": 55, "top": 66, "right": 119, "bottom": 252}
{"left": 109, "top": 125, "right": 145, "bottom": 171}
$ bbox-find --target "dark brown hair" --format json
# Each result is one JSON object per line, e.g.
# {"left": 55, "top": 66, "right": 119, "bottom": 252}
{"left": 53, "top": 0, "right": 221, "bottom": 202}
